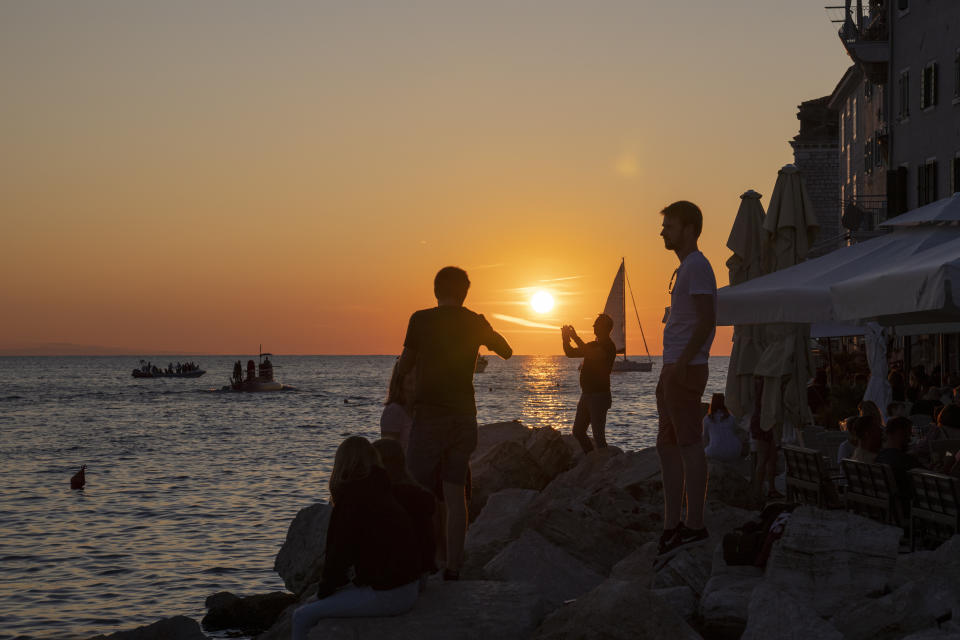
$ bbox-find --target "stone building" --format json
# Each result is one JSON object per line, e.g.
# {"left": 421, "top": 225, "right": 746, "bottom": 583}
{"left": 790, "top": 97, "right": 841, "bottom": 257}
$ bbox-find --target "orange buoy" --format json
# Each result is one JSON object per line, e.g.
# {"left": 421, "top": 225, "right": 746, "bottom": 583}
{"left": 70, "top": 465, "right": 86, "bottom": 490}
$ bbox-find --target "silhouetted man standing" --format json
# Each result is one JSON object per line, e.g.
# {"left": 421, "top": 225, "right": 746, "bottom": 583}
{"left": 398, "top": 266, "right": 512, "bottom": 580}
{"left": 562, "top": 314, "right": 617, "bottom": 453}
{"left": 655, "top": 201, "right": 717, "bottom": 558}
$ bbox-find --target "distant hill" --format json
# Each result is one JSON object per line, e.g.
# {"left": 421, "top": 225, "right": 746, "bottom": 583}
{"left": 0, "top": 343, "right": 181, "bottom": 356}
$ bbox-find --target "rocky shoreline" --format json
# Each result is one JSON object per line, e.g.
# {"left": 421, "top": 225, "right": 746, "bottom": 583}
{"left": 88, "top": 421, "right": 960, "bottom": 640}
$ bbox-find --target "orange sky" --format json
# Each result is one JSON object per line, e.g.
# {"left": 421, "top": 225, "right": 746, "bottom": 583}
{"left": 0, "top": 2, "right": 851, "bottom": 356}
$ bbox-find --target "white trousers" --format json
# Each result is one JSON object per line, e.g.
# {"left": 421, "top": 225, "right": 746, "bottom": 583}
{"left": 291, "top": 581, "right": 419, "bottom": 640}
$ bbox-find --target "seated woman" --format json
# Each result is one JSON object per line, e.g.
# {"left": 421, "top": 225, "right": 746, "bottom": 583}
{"left": 837, "top": 415, "right": 859, "bottom": 463}
{"left": 380, "top": 359, "right": 415, "bottom": 451}
{"left": 291, "top": 436, "right": 421, "bottom": 640}
{"left": 372, "top": 438, "right": 437, "bottom": 585}
{"left": 702, "top": 393, "right": 742, "bottom": 464}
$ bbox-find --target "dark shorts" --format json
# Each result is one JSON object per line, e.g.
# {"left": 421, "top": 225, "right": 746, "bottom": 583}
{"left": 656, "top": 363, "right": 709, "bottom": 448}
{"left": 407, "top": 413, "right": 477, "bottom": 495}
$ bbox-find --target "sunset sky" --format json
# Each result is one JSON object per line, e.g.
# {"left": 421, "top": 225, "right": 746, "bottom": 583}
{"left": 1, "top": 2, "right": 851, "bottom": 356}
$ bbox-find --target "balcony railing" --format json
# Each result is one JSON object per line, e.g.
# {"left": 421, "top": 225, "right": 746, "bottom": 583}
{"left": 826, "top": 1, "right": 889, "bottom": 82}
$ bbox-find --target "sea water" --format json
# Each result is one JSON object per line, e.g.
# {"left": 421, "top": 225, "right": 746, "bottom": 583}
{"left": 0, "top": 355, "right": 728, "bottom": 639}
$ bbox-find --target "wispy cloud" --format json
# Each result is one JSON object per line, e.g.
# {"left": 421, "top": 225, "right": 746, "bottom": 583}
{"left": 470, "top": 263, "right": 504, "bottom": 270}
{"left": 491, "top": 314, "right": 560, "bottom": 330}
{"left": 538, "top": 275, "right": 584, "bottom": 283}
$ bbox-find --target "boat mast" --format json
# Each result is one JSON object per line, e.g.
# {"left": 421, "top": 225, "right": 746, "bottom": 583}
{"left": 620, "top": 258, "right": 627, "bottom": 362}
{"left": 624, "top": 264, "right": 652, "bottom": 362}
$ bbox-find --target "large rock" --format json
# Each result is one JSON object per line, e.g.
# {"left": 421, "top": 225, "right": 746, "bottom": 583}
{"left": 532, "top": 579, "right": 702, "bottom": 640}
{"left": 609, "top": 542, "right": 657, "bottom": 587}
{"left": 470, "top": 440, "right": 550, "bottom": 520}
{"left": 85, "top": 616, "right": 206, "bottom": 640}
{"left": 830, "top": 578, "right": 960, "bottom": 640}
{"left": 740, "top": 583, "right": 844, "bottom": 640}
{"left": 764, "top": 506, "right": 901, "bottom": 617}
{"left": 653, "top": 546, "right": 713, "bottom": 596}
{"left": 274, "top": 502, "right": 332, "bottom": 595}
{"left": 528, "top": 501, "right": 646, "bottom": 575}
{"left": 534, "top": 448, "right": 659, "bottom": 510}
{"left": 652, "top": 585, "right": 698, "bottom": 621}
{"left": 892, "top": 535, "right": 960, "bottom": 590}
{"left": 202, "top": 591, "right": 297, "bottom": 635}
{"left": 483, "top": 529, "right": 606, "bottom": 608}
{"left": 525, "top": 426, "right": 574, "bottom": 481}
{"left": 463, "top": 488, "right": 538, "bottom": 576}
{"left": 303, "top": 580, "right": 545, "bottom": 640}
{"left": 473, "top": 420, "right": 531, "bottom": 462}
{"left": 707, "top": 460, "right": 759, "bottom": 510}
{"left": 699, "top": 574, "right": 762, "bottom": 639}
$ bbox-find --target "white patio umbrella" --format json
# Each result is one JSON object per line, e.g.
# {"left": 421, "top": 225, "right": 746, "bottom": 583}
{"left": 862, "top": 322, "right": 892, "bottom": 421}
{"left": 753, "top": 165, "right": 819, "bottom": 442}
{"left": 725, "top": 190, "right": 767, "bottom": 418}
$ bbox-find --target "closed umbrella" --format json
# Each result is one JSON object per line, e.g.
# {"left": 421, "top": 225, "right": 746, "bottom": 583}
{"left": 725, "top": 190, "right": 768, "bottom": 418}
{"left": 754, "top": 165, "right": 819, "bottom": 443}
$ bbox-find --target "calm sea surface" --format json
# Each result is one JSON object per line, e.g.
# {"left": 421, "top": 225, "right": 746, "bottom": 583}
{"left": 0, "top": 355, "right": 728, "bottom": 640}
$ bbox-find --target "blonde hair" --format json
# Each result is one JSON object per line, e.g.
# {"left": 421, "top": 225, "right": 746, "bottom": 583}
{"left": 328, "top": 436, "right": 382, "bottom": 501}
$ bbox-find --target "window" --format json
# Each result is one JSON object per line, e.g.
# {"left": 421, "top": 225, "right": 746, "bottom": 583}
{"left": 920, "top": 62, "right": 938, "bottom": 110}
{"left": 918, "top": 160, "right": 938, "bottom": 206}
{"left": 864, "top": 139, "right": 873, "bottom": 174}
{"left": 899, "top": 70, "right": 910, "bottom": 120}
{"left": 852, "top": 95, "right": 858, "bottom": 139}
{"left": 865, "top": 81, "right": 873, "bottom": 99}
{"left": 953, "top": 156, "right": 960, "bottom": 194}
{"left": 875, "top": 134, "right": 884, "bottom": 168}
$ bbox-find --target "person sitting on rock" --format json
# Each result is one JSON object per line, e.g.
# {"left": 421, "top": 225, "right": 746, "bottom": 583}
{"left": 290, "top": 436, "right": 420, "bottom": 640}
{"left": 373, "top": 438, "right": 437, "bottom": 587}
{"left": 702, "top": 393, "right": 742, "bottom": 463}
{"left": 380, "top": 359, "right": 415, "bottom": 451}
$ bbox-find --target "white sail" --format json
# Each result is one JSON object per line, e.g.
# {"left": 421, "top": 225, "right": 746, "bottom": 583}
{"left": 603, "top": 261, "right": 626, "bottom": 354}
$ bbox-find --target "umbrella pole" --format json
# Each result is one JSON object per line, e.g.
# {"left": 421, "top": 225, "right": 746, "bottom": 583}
{"left": 826, "top": 338, "right": 834, "bottom": 388}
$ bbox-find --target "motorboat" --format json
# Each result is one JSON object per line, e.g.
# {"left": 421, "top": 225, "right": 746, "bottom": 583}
{"left": 228, "top": 349, "right": 285, "bottom": 391}
{"left": 132, "top": 360, "right": 205, "bottom": 378}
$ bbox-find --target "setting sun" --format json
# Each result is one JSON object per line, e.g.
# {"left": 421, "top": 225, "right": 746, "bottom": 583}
{"left": 530, "top": 290, "right": 555, "bottom": 314}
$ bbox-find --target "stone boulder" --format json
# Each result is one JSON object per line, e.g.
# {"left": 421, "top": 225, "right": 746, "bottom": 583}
{"left": 534, "top": 448, "right": 658, "bottom": 510}
{"left": 463, "top": 488, "right": 538, "bottom": 576}
{"left": 699, "top": 573, "right": 762, "bottom": 639}
{"left": 470, "top": 440, "right": 550, "bottom": 520}
{"left": 740, "top": 583, "right": 843, "bottom": 640}
{"left": 891, "top": 535, "right": 960, "bottom": 590}
{"left": 202, "top": 591, "right": 297, "bottom": 636}
{"left": 85, "top": 616, "right": 206, "bottom": 640}
{"left": 303, "top": 580, "right": 545, "bottom": 640}
{"left": 473, "top": 420, "right": 531, "bottom": 462}
{"left": 532, "top": 579, "right": 702, "bottom": 640}
{"left": 274, "top": 502, "right": 332, "bottom": 595}
{"left": 764, "top": 506, "right": 901, "bottom": 617}
{"left": 830, "top": 578, "right": 960, "bottom": 640}
{"left": 707, "top": 460, "right": 759, "bottom": 510}
{"left": 483, "top": 529, "right": 606, "bottom": 608}
{"left": 525, "top": 426, "right": 574, "bottom": 481}
{"left": 528, "top": 501, "right": 646, "bottom": 575}
{"left": 652, "top": 585, "right": 698, "bottom": 621}
{"left": 609, "top": 542, "right": 657, "bottom": 587}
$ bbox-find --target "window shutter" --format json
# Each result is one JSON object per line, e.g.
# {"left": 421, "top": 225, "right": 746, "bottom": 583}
{"left": 932, "top": 62, "right": 938, "bottom": 105}
{"left": 932, "top": 162, "right": 938, "bottom": 201}
{"left": 920, "top": 67, "right": 927, "bottom": 109}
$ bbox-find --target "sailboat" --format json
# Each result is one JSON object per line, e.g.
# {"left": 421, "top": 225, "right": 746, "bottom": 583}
{"left": 603, "top": 259, "right": 653, "bottom": 372}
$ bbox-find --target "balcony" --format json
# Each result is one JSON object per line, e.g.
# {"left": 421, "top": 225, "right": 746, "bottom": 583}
{"left": 826, "top": 1, "right": 889, "bottom": 83}
{"left": 842, "top": 194, "right": 890, "bottom": 242}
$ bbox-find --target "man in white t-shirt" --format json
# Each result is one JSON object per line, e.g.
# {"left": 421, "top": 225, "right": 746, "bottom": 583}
{"left": 655, "top": 201, "right": 718, "bottom": 558}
